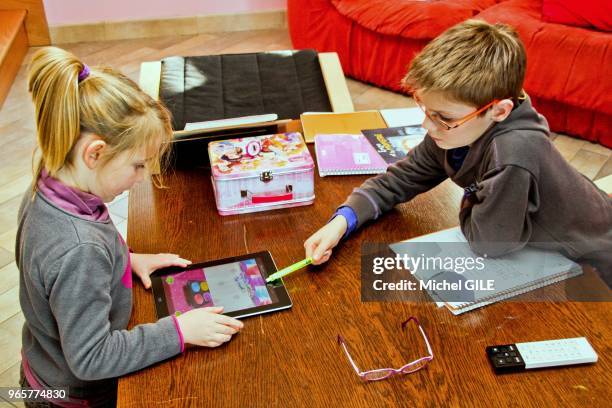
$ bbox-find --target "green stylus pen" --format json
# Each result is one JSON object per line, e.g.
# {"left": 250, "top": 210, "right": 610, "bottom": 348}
{"left": 266, "top": 258, "right": 313, "bottom": 282}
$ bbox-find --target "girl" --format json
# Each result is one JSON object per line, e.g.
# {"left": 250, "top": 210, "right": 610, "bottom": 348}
{"left": 17, "top": 47, "right": 243, "bottom": 407}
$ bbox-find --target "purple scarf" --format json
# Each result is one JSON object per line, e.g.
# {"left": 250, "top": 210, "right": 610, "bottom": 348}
{"left": 37, "top": 170, "right": 109, "bottom": 222}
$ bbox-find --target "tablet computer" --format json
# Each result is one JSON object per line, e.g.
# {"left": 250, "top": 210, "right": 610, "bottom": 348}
{"left": 150, "top": 251, "right": 292, "bottom": 319}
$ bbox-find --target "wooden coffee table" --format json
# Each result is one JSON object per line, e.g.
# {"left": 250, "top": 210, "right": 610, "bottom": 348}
{"left": 118, "top": 148, "right": 611, "bottom": 406}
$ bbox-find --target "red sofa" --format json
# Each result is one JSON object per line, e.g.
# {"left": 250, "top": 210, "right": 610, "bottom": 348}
{"left": 288, "top": 0, "right": 612, "bottom": 148}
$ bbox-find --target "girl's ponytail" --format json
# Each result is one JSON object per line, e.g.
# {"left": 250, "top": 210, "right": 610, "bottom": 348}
{"left": 28, "top": 47, "right": 84, "bottom": 180}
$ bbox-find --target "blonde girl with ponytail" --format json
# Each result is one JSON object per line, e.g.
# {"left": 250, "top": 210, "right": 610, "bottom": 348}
{"left": 17, "top": 47, "right": 242, "bottom": 407}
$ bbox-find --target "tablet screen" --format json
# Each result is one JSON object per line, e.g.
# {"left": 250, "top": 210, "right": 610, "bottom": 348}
{"left": 160, "top": 258, "right": 279, "bottom": 316}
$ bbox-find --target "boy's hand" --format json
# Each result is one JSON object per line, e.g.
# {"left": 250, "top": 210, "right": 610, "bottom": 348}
{"left": 176, "top": 307, "right": 244, "bottom": 347}
{"left": 304, "top": 216, "right": 347, "bottom": 265}
{"left": 130, "top": 253, "right": 192, "bottom": 289}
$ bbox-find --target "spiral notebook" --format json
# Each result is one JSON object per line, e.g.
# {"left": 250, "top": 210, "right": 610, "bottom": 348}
{"left": 314, "top": 133, "right": 388, "bottom": 176}
{"left": 389, "top": 227, "right": 583, "bottom": 315}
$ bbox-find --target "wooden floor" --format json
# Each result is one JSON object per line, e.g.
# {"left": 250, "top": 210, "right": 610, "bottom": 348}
{"left": 0, "top": 29, "right": 610, "bottom": 405}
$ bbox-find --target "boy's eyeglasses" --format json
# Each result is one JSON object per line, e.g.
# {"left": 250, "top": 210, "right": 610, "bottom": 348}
{"left": 414, "top": 95, "right": 499, "bottom": 131}
{"left": 337, "top": 316, "right": 433, "bottom": 381}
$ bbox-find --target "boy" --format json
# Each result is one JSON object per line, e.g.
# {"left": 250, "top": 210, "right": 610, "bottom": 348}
{"left": 304, "top": 20, "right": 612, "bottom": 285}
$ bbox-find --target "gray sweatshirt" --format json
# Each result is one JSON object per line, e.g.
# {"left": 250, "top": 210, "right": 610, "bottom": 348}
{"left": 343, "top": 97, "right": 612, "bottom": 283}
{"left": 16, "top": 189, "right": 181, "bottom": 400}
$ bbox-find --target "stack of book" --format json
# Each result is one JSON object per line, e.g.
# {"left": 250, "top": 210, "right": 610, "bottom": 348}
{"left": 304, "top": 108, "right": 428, "bottom": 177}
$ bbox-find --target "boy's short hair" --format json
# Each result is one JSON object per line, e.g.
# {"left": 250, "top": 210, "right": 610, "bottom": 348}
{"left": 402, "top": 19, "right": 527, "bottom": 107}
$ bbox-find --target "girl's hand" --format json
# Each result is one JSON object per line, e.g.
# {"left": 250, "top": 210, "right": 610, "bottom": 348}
{"left": 304, "top": 216, "right": 347, "bottom": 265}
{"left": 176, "top": 307, "right": 244, "bottom": 347}
{"left": 130, "top": 253, "right": 192, "bottom": 289}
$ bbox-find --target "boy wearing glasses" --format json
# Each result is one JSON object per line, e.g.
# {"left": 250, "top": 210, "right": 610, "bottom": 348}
{"left": 304, "top": 19, "right": 612, "bottom": 284}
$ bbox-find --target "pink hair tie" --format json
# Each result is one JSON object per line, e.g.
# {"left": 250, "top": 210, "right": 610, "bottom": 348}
{"left": 78, "top": 64, "right": 90, "bottom": 82}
